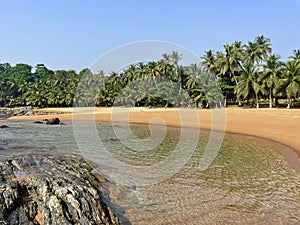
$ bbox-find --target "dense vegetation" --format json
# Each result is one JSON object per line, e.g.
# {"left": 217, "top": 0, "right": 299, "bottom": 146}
{"left": 1, "top": 35, "right": 300, "bottom": 108}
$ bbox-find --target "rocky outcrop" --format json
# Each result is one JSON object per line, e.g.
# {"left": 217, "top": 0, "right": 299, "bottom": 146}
{"left": 0, "top": 154, "right": 121, "bottom": 225}
{"left": 45, "top": 118, "right": 60, "bottom": 125}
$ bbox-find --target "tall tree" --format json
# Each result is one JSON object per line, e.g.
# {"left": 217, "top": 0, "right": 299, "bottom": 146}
{"left": 255, "top": 35, "right": 272, "bottom": 62}
{"left": 277, "top": 60, "right": 300, "bottom": 108}
{"left": 235, "top": 63, "right": 265, "bottom": 108}
{"left": 216, "top": 44, "right": 243, "bottom": 105}
{"left": 200, "top": 50, "right": 218, "bottom": 74}
{"left": 260, "top": 54, "right": 284, "bottom": 107}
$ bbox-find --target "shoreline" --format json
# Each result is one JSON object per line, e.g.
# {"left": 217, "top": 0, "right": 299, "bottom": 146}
{"left": 7, "top": 107, "right": 300, "bottom": 173}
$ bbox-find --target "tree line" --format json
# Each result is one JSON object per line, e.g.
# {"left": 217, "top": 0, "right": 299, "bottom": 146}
{"left": 1, "top": 35, "right": 300, "bottom": 109}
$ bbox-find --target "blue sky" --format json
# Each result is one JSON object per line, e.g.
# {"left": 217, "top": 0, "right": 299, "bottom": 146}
{"left": 1, "top": 0, "right": 300, "bottom": 71}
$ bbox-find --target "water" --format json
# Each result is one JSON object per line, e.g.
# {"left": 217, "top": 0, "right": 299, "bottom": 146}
{"left": 1, "top": 120, "right": 300, "bottom": 224}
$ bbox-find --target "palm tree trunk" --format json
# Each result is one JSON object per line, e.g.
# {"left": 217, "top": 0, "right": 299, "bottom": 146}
{"left": 255, "top": 93, "right": 259, "bottom": 108}
{"left": 165, "top": 100, "right": 169, "bottom": 108}
{"left": 269, "top": 88, "right": 272, "bottom": 108}
{"left": 232, "top": 75, "right": 242, "bottom": 106}
{"left": 274, "top": 97, "right": 278, "bottom": 107}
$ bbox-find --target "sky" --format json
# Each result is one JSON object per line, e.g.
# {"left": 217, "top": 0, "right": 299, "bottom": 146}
{"left": 1, "top": 0, "right": 300, "bottom": 72}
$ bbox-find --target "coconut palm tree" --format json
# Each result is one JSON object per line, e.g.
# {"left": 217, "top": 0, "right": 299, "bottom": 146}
{"left": 233, "top": 41, "right": 246, "bottom": 57}
{"left": 260, "top": 54, "right": 284, "bottom": 107}
{"left": 277, "top": 60, "right": 300, "bottom": 108}
{"left": 168, "top": 51, "right": 184, "bottom": 97}
{"left": 217, "top": 44, "right": 242, "bottom": 79}
{"left": 289, "top": 49, "right": 300, "bottom": 61}
{"left": 169, "top": 51, "right": 183, "bottom": 67}
{"left": 235, "top": 63, "right": 266, "bottom": 108}
{"left": 216, "top": 44, "right": 243, "bottom": 105}
{"left": 200, "top": 50, "right": 218, "bottom": 74}
{"left": 255, "top": 35, "right": 272, "bottom": 62}
{"left": 161, "top": 53, "right": 171, "bottom": 64}
{"left": 245, "top": 36, "right": 271, "bottom": 66}
{"left": 245, "top": 41, "right": 260, "bottom": 66}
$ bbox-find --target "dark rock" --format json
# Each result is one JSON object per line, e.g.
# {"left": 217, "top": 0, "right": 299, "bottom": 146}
{"left": 0, "top": 154, "right": 121, "bottom": 225}
{"left": 34, "top": 121, "right": 43, "bottom": 124}
{"left": 0, "top": 125, "right": 9, "bottom": 128}
{"left": 45, "top": 118, "right": 60, "bottom": 125}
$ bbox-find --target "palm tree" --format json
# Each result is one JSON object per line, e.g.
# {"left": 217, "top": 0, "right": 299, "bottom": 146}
{"left": 235, "top": 63, "right": 265, "bottom": 108}
{"left": 260, "top": 54, "right": 284, "bottom": 107}
{"left": 216, "top": 44, "right": 243, "bottom": 105}
{"left": 136, "top": 62, "right": 147, "bottom": 79}
{"left": 169, "top": 51, "right": 183, "bottom": 67}
{"left": 277, "top": 60, "right": 300, "bottom": 108}
{"left": 217, "top": 44, "right": 242, "bottom": 79}
{"left": 289, "top": 49, "right": 300, "bottom": 61}
{"left": 233, "top": 41, "right": 246, "bottom": 57}
{"left": 245, "top": 41, "right": 260, "bottom": 65}
{"left": 185, "top": 65, "right": 205, "bottom": 108}
{"left": 146, "top": 61, "right": 161, "bottom": 81}
{"left": 168, "top": 51, "right": 184, "bottom": 97}
{"left": 200, "top": 50, "right": 218, "bottom": 74}
{"left": 255, "top": 35, "right": 272, "bottom": 62}
{"left": 161, "top": 53, "right": 171, "bottom": 64}
{"left": 245, "top": 36, "right": 271, "bottom": 66}
{"left": 124, "top": 65, "right": 138, "bottom": 83}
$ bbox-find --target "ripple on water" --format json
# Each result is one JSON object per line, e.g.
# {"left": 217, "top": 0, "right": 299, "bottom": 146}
{"left": 104, "top": 126, "right": 300, "bottom": 225}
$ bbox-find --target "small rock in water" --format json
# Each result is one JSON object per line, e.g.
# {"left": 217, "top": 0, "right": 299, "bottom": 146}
{"left": 0, "top": 125, "right": 9, "bottom": 128}
{"left": 34, "top": 121, "right": 43, "bottom": 124}
{"left": 158, "top": 209, "right": 166, "bottom": 213}
{"left": 45, "top": 117, "right": 60, "bottom": 125}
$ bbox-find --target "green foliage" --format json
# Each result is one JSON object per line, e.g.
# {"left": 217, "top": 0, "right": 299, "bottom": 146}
{"left": 1, "top": 38, "right": 300, "bottom": 108}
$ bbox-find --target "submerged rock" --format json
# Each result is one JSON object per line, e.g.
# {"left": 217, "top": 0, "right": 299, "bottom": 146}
{"left": 0, "top": 125, "right": 9, "bottom": 128}
{"left": 0, "top": 154, "right": 121, "bottom": 225}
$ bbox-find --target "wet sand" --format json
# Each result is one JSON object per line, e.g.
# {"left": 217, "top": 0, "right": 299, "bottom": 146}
{"left": 8, "top": 107, "right": 300, "bottom": 172}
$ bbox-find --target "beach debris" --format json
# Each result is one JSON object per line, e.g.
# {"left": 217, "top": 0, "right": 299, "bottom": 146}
{"left": 0, "top": 125, "right": 9, "bottom": 128}
{"left": 0, "top": 154, "right": 121, "bottom": 225}
{"left": 45, "top": 117, "right": 60, "bottom": 125}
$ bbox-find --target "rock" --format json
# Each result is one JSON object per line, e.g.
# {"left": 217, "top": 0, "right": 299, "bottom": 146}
{"left": 34, "top": 121, "right": 44, "bottom": 124}
{"left": 0, "top": 154, "right": 121, "bottom": 225}
{"left": 45, "top": 118, "right": 60, "bottom": 125}
{"left": 0, "top": 125, "right": 9, "bottom": 128}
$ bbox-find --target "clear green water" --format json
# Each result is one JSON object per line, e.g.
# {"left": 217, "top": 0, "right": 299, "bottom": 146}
{"left": 1, "top": 121, "right": 300, "bottom": 224}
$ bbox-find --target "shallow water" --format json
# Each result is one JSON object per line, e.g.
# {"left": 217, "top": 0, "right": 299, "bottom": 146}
{"left": 1, "top": 120, "right": 300, "bottom": 224}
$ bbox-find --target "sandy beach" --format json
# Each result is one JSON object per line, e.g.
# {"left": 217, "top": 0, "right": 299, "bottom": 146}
{"left": 8, "top": 107, "right": 300, "bottom": 172}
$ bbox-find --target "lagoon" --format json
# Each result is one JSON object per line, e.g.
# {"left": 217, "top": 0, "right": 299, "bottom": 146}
{"left": 1, "top": 120, "right": 299, "bottom": 224}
